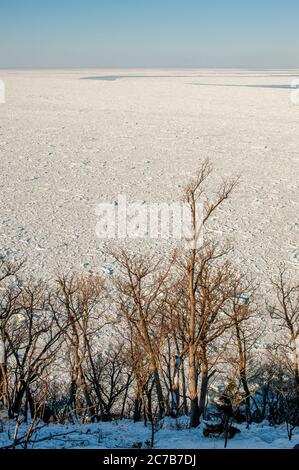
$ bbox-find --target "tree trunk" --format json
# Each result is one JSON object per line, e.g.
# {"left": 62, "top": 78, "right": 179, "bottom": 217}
{"left": 171, "top": 355, "right": 181, "bottom": 418}
{"left": 138, "top": 306, "right": 165, "bottom": 420}
{"left": 189, "top": 343, "right": 200, "bottom": 427}
{"left": 235, "top": 322, "right": 251, "bottom": 422}
{"left": 78, "top": 366, "right": 96, "bottom": 422}
{"left": 291, "top": 335, "right": 299, "bottom": 405}
{"left": 120, "top": 375, "right": 131, "bottom": 420}
{"left": 198, "top": 345, "right": 209, "bottom": 418}
{"left": 86, "top": 340, "right": 106, "bottom": 421}
{"left": 181, "top": 360, "right": 188, "bottom": 415}
{"left": 145, "top": 387, "right": 153, "bottom": 422}
{"left": 133, "top": 396, "right": 142, "bottom": 422}
{"left": 153, "top": 368, "right": 165, "bottom": 420}
{"left": 12, "top": 380, "right": 27, "bottom": 418}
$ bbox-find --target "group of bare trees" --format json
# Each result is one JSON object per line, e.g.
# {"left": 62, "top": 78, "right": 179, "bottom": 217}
{"left": 0, "top": 160, "right": 298, "bottom": 435}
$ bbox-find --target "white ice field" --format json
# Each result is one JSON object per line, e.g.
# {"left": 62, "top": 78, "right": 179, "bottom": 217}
{"left": 0, "top": 69, "right": 298, "bottom": 281}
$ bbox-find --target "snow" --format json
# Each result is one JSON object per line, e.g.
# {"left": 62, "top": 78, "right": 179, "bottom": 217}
{"left": 1, "top": 418, "right": 298, "bottom": 449}
{"left": 0, "top": 68, "right": 298, "bottom": 285}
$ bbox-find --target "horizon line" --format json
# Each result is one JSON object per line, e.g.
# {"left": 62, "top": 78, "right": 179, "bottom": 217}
{"left": 1, "top": 65, "right": 299, "bottom": 71}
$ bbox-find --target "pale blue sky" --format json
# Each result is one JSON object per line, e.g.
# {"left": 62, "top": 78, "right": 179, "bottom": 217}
{"left": 0, "top": 0, "right": 298, "bottom": 68}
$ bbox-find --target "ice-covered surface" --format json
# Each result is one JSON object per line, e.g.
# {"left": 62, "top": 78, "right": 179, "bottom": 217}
{"left": 1, "top": 418, "right": 298, "bottom": 449}
{"left": 0, "top": 68, "right": 298, "bottom": 280}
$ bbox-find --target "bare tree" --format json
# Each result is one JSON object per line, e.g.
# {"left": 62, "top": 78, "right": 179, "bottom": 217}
{"left": 111, "top": 249, "right": 172, "bottom": 420}
{"left": 181, "top": 158, "right": 238, "bottom": 427}
{"left": 223, "top": 273, "right": 262, "bottom": 423}
{"left": 0, "top": 257, "right": 23, "bottom": 428}
{"left": 268, "top": 267, "right": 299, "bottom": 402}
{"left": 51, "top": 274, "right": 106, "bottom": 422}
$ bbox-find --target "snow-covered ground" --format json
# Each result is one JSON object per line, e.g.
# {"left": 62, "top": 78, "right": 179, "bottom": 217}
{"left": 1, "top": 418, "right": 298, "bottom": 449}
{"left": 0, "top": 69, "right": 298, "bottom": 282}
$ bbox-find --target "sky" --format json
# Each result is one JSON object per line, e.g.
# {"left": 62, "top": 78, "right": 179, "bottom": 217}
{"left": 0, "top": 0, "right": 298, "bottom": 68}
